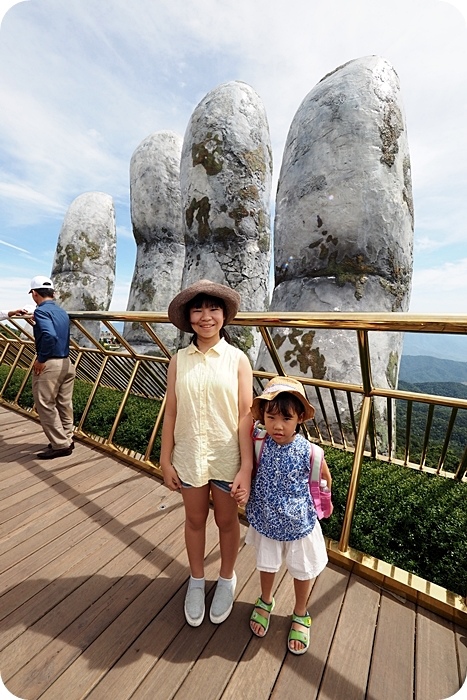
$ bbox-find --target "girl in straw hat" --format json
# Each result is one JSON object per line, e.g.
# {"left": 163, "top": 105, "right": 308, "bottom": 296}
{"left": 160, "top": 280, "right": 253, "bottom": 627}
{"left": 246, "top": 376, "right": 332, "bottom": 654}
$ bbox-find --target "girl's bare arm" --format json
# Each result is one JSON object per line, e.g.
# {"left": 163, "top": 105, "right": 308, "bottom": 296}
{"left": 159, "top": 355, "right": 182, "bottom": 490}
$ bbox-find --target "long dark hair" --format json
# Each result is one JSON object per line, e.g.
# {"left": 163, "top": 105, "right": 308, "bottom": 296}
{"left": 185, "top": 293, "right": 232, "bottom": 346}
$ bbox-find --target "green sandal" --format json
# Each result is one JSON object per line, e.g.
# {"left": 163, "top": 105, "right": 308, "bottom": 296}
{"left": 250, "top": 597, "right": 275, "bottom": 637}
{"left": 288, "top": 612, "right": 312, "bottom": 655}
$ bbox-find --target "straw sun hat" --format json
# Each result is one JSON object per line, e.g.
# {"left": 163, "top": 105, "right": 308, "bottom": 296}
{"left": 167, "top": 279, "right": 241, "bottom": 333}
{"left": 251, "top": 376, "right": 315, "bottom": 421}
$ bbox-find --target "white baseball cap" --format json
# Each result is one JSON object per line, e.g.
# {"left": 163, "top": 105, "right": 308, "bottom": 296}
{"left": 29, "top": 275, "right": 54, "bottom": 293}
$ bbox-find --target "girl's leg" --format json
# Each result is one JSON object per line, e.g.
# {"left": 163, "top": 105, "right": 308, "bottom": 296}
{"left": 211, "top": 485, "right": 240, "bottom": 578}
{"left": 209, "top": 485, "right": 241, "bottom": 623}
{"left": 181, "top": 484, "right": 211, "bottom": 578}
{"left": 289, "top": 577, "right": 313, "bottom": 653}
{"left": 260, "top": 570, "right": 275, "bottom": 605}
{"left": 294, "top": 577, "right": 313, "bottom": 616}
{"left": 250, "top": 570, "right": 275, "bottom": 637}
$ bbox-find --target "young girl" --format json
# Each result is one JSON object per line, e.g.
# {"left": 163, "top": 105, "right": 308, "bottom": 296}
{"left": 245, "top": 376, "right": 331, "bottom": 655}
{"left": 159, "top": 279, "right": 253, "bottom": 627}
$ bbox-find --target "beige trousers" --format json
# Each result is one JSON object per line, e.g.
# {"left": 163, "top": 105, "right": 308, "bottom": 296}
{"left": 32, "top": 357, "right": 76, "bottom": 449}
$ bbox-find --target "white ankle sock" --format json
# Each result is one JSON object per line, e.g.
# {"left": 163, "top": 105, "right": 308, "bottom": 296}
{"left": 188, "top": 576, "right": 205, "bottom": 590}
{"left": 217, "top": 573, "right": 236, "bottom": 589}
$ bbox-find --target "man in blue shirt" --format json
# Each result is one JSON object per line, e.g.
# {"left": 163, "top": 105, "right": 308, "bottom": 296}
{"left": 29, "top": 275, "right": 76, "bottom": 459}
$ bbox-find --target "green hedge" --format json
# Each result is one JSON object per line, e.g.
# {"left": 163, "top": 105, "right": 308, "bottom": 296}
{"left": 321, "top": 446, "right": 467, "bottom": 596}
{"left": 1, "top": 365, "right": 466, "bottom": 596}
{"left": 0, "top": 366, "right": 161, "bottom": 460}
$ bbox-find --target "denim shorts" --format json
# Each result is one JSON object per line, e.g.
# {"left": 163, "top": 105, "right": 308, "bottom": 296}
{"left": 180, "top": 478, "right": 231, "bottom": 494}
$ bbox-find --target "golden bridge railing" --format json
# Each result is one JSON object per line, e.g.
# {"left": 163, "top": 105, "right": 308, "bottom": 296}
{"left": 1, "top": 309, "right": 466, "bottom": 624}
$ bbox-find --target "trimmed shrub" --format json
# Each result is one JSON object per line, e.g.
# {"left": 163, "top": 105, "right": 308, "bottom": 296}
{"left": 321, "top": 446, "right": 467, "bottom": 596}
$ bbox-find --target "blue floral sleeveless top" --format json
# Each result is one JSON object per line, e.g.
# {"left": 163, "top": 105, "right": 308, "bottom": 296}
{"left": 246, "top": 431, "right": 317, "bottom": 541}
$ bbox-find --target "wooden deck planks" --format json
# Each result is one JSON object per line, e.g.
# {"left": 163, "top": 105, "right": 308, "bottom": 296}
{"left": 366, "top": 590, "right": 415, "bottom": 700}
{"left": 271, "top": 562, "right": 350, "bottom": 700}
{"left": 0, "top": 404, "right": 465, "bottom": 700}
{"left": 318, "top": 572, "right": 380, "bottom": 700}
{"left": 415, "top": 608, "right": 461, "bottom": 700}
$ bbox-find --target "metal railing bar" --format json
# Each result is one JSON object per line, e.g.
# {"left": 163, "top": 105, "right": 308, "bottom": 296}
{"left": 346, "top": 392, "right": 358, "bottom": 443}
{"left": 373, "top": 387, "right": 467, "bottom": 410}
{"left": 0, "top": 346, "right": 25, "bottom": 399}
{"left": 14, "top": 356, "right": 35, "bottom": 405}
{"left": 258, "top": 326, "right": 287, "bottom": 375}
{"left": 144, "top": 392, "right": 166, "bottom": 462}
{"left": 77, "top": 355, "right": 110, "bottom": 432}
{"left": 107, "top": 360, "right": 141, "bottom": 445}
{"left": 339, "top": 394, "right": 373, "bottom": 552}
{"left": 137, "top": 321, "right": 173, "bottom": 359}
{"left": 437, "top": 408, "right": 458, "bottom": 474}
{"left": 404, "top": 400, "right": 412, "bottom": 465}
{"left": 455, "top": 445, "right": 467, "bottom": 481}
{"left": 420, "top": 403, "right": 435, "bottom": 469}
{"left": 70, "top": 320, "right": 104, "bottom": 350}
{"left": 330, "top": 388, "right": 347, "bottom": 447}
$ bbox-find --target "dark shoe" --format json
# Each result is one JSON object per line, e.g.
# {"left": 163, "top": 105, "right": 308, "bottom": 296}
{"left": 47, "top": 440, "right": 74, "bottom": 450}
{"left": 37, "top": 446, "right": 73, "bottom": 459}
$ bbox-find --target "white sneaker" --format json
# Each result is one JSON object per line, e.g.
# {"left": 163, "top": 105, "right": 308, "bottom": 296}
{"left": 184, "top": 585, "right": 205, "bottom": 627}
{"left": 209, "top": 572, "right": 237, "bottom": 624}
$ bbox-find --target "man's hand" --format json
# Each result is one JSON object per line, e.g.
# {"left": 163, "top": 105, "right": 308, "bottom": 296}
{"left": 33, "top": 360, "right": 46, "bottom": 375}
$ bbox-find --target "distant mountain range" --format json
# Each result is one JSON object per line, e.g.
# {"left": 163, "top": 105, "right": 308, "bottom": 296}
{"left": 400, "top": 332, "right": 467, "bottom": 384}
{"left": 399, "top": 355, "right": 467, "bottom": 384}
{"left": 402, "top": 332, "right": 467, "bottom": 363}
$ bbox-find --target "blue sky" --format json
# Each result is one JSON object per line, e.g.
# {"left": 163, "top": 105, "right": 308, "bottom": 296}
{"left": 0, "top": 0, "right": 466, "bottom": 314}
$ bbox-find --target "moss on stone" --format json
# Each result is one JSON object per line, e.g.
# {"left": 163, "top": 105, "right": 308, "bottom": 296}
{"left": 239, "top": 184, "right": 260, "bottom": 202}
{"left": 402, "top": 155, "right": 414, "bottom": 227}
{"left": 186, "top": 197, "right": 211, "bottom": 241}
{"left": 82, "top": 294, "right": 99, "bottom": 311}
{"left": 386, "top": 350, "right": 399, "bottom": 389}
{"left": 243, "top": 147, "right": 266, "bottom": 177}
{"left": 233, "top": 328, "right": 255, "bottom": 355}
{"left": 283, "top": 329, "right": 326, "bottom": 378}
{"left": 192, "top": 134, "right": 224, "bottom": 176}
{"left": 273, "top": 332, "right": 286, "bottom": 350}
{"left": 212, "top": 227, "right": 234, "bottom": 248}
{"left": 229, "top": 204, "right": 250, "bottom": 224}
{"left": 59, "top": 290, "right": 72, "bottom": 303}
{"left": 258, "top": 233, "right": 270, "bottom": 254}
{"left": 379, "top": 104, "right": 403, "bottom": 167}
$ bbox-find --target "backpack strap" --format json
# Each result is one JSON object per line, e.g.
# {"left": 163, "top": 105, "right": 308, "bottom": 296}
{"left": 252, "top": 421, "right": 267, "bottom": 476}
{"left": 309, "top": 442, "right": 324, "bottom": 484}
{"left": 309, "top": 443, "right": 325, "bottom": 519}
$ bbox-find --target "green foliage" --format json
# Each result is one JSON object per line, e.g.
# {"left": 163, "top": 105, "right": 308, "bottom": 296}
{"left": 321, "top": 446, "right": 467, "bottom": 597}
{"left": 0, "top": 366, "right": 161, "bottom": 459}
{"left": 396, "top": 380, "right": 467, "bottom": 471}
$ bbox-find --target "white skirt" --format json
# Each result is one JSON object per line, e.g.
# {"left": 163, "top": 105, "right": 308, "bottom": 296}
{"left": 245, "top": 520, "right": 328, "bottom": 580}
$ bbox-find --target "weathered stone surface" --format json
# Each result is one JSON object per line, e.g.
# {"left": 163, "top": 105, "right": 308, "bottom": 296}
{"left": 257, "top": 56, "right": 414, "bottom": 449}
{"left": 180, "top": 80, "right": 272, "bottom": 359}
{"left": 124, "top": 131, "right": 185, "bottom": 354}
{"left": 51, "top": 191, "right": 116, "bottom": 347}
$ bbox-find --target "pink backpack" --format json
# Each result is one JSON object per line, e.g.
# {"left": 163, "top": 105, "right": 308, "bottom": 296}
{"left": 252, "top": 423, "right": 333, "bottom": 519}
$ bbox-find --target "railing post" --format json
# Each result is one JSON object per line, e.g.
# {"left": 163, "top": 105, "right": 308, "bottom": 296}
{"left": 338, "top": 329, "right": 373, "bottom": 553}
{"left": 338, "top": 394, "right": 372, "bottom": 552}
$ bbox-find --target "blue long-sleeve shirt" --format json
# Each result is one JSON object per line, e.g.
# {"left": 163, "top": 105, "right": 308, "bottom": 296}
{"left": 33, "top": 300, "right": 70, "bottom": 362}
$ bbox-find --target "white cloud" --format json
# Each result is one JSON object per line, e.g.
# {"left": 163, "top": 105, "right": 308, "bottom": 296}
{"left": 109, "top": 279, "right": 131, "bottom": 312}
{"left": 410, "top": 259, "right": 467, "bottom": 313}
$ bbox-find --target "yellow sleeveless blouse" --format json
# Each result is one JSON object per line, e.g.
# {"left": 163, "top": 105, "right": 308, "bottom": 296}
{"left": 172, "top": 338, "right": 242, "bottom": 486}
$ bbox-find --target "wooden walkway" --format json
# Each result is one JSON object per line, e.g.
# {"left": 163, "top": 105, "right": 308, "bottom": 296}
{"left": 0, "top": 404, "right": 465, "bottom": 700}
